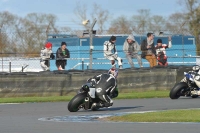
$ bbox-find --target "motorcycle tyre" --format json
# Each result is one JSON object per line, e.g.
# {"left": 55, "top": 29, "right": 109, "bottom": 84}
{"left": 191, "top": 95, "right": 199, "bottom": 98}
{"left": 68, "top": 93, "right": 87, "bottom": 112}
{"left": 91, "top": 106, "right": 100, "bottom": 111}
{"left": 169, "top": 82, "right": 188, "bottom": 99}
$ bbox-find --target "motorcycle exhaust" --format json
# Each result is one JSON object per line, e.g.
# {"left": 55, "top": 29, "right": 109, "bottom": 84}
{"left": 84, "top": 97, "right": 90, "bottom": 110}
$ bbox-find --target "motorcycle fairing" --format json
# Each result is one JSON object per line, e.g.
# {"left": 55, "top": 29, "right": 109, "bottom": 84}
{"left": 184, "top": 72, "right": 194, "bottom": 82}
{"left": 88, "top": 87, "right": 96, "bottom": 98}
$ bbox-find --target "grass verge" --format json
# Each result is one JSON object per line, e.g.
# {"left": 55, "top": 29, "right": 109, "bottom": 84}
{"left": 0, "top": 90, "right": 169, "bottom": 103}
{"left": 105, "top": 109, "right": 200, "bottom": 122}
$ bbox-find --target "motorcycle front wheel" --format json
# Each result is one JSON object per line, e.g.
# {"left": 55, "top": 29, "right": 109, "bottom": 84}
{"left": 68, "top": 93, "right": 87, "bottom": 112}
{"left": 169, "top": 82, "right": 188, "bottom": 99}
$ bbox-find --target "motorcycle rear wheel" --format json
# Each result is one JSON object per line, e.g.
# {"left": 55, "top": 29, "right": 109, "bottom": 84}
{"left": 169, "top": 82, "right": 188, "bottom": 99}
{"left": 191, "top": 95, "right": 199, "bottom": 98}
{"left": 68, "top": 93, "right": 87, "bottom": 112}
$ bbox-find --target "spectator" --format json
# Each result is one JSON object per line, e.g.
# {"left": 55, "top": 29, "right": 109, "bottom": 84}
{"left": 40, "top": 42, "right": 55, "bottom": 71}
{"left": 123, "top": 34, "right": 143, "bottom": 68}
{"left": 104, "top": 35, "right": 123, "bottom": 69}
{"left": 155, "top": 36, "right": 172, "bottom": 66}
{"left": 141, "top": 33, "right": 157, "bottom": 67}
{"left": 56, "top": 42, "right": 70, "bottom": 70}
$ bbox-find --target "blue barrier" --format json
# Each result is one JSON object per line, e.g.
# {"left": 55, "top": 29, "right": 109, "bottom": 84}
{"left": 47, "top": 34, "right": 196, "bottom": 70}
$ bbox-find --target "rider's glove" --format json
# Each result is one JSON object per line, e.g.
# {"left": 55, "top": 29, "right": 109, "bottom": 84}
{"left": 82, "top": 84, "right": 90, "bottom": 92}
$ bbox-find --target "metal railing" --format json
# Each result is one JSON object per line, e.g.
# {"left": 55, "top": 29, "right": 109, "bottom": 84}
{"left": 0, "top": 56, "right": 199, "bottom": 73}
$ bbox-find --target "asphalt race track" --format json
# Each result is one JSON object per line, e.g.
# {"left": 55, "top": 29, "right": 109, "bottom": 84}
{"left": 1, "top": 97, "right": 200, "bottom": 133}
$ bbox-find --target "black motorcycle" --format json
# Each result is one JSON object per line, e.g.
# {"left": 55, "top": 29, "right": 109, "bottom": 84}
{"left": 68, "top": 83, "right": 112, "bottom": 112}
{"left": 169, "top": 65, "right": 200, "bottom": 99}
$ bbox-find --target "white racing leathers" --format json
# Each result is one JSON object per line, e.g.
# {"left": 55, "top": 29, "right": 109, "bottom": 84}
{"left": 40, "top": 48, "right": 54, "bottom": 71}
{"left": 104, "top": 41, "right": 122, "bottom": 67}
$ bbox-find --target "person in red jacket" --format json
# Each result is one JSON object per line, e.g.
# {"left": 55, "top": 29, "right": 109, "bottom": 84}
{"left": 40, "top": 42, "right": 55, "bottom": 71}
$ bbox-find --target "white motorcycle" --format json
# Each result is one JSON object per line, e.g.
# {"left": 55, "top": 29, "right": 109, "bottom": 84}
{"left": 169, "top": 65, "right": 200, "bottom": 99}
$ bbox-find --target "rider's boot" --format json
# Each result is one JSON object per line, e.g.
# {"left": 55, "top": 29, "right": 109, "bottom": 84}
{"left": 91, "top": 102, "right": 113, "bottom": 110}
{"left": 191, "top": 90, "right": 200, "bottom": 95}
{"left": 102, "top": 102, "right": 113, "bottom": 107}
{"left": 91, "top": 103, "right": 103, "bottom": 111}
{"left": 196, "top": 90, "right": 200, "bottom": 95}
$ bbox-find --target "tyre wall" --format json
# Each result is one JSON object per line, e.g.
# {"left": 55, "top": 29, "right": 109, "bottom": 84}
{"left": 0, "top": 66, "right": 192, "bottom": 97}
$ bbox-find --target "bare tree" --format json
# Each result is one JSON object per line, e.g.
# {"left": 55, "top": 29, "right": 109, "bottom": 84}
{"left": 73, "top": 2, "right": 89, "bottom": 29}
{"left": 91, "top": 3, "right": 110, "bottom": 34}
{"left": 166, "top": 12, "right": 190, "bottom": 34}
{"left": 0, "top": 11, "right": 18, "bottom": 56}
{"left": 73, "top": 2, "right": 110, "bottom": 34}
{"left": 107, "top": 15, "right": 132, "bottom": 34}
{"left": 0, "top": 11, "right": 17, "bottom": 32}
{"left": 131, "top": 9, "right": 151, "bottom": 35}
{"left": 179, "top": 0, "right": 200, "bottom": 55}
{"left": 14, "top": 13, "right": 58, "bottom": 57}
{"left": 149, "top": 15, "right": 166, "bottom": 33}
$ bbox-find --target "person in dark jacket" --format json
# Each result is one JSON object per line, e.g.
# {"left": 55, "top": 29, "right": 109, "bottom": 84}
{"left": 55, "top": 42, "right": 70, "bottom": 70}
{"left": 141, "top": 32, "right": 157, "bottom": 67}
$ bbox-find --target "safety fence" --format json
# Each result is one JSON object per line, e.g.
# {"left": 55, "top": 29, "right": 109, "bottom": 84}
{"left": 0, "top": 30, "right": 198, "bottom": 72}
{"left": 0, "top": 55, "right": 199, "bottom": 73}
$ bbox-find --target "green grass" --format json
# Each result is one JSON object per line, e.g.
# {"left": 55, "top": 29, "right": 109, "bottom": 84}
{"left": 105, "top": 109, "right": 200, "bottom": 122}
{"left": 117, "top": 90, "right": 169, "bottom": 99}
{"left": 0, "top": 90, "right": 170, "bottom": 103}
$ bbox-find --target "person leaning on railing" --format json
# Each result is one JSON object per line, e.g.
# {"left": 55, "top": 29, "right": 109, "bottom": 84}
{"left": 55, "top": 42, "right": 70, "bottom": 70}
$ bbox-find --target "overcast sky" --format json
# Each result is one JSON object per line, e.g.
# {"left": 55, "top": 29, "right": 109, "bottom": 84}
{"left": 0, "top": 0, "right": 183, "bottom": 29}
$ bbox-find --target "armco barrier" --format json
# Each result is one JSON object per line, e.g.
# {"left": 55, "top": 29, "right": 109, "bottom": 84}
{"left": 0, "top": 66, "right": 193, "bottom": 97}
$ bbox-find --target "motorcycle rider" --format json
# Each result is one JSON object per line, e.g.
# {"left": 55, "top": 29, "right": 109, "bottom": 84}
{"left": 82, "top": 66, "right": 119, "bottom": 109}
{"left": 191, "top": 65, "right": 200, "bottom": 95}
{"left": 179, "top": 65, "right": 200, "bottom": 96}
